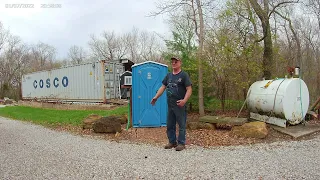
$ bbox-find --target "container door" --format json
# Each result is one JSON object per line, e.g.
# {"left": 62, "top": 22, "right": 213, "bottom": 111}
{"left": 136, "top": 65, "right": 163, "bottom": 127}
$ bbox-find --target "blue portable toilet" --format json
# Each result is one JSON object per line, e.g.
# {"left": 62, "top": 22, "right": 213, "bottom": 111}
{"left": 132, "top": 61, "right": 168, "bottom": 127}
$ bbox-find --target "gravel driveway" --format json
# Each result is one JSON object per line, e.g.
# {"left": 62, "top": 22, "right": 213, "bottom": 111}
{"left": 1, "top": 117, "right": 320, "bottom": 180}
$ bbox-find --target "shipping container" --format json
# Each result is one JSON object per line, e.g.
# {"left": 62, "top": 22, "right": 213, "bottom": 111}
{"left": 21, "top": 60, "right": 125, "bottom": 103}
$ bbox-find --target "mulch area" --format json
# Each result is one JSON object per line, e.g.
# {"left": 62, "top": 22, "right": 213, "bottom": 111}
{"left": 52, "top": 110, "right": 320, "bottom": 148}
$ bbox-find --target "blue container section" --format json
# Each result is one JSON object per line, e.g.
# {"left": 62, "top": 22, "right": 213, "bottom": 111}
{"left": 132, "top": 61, "right": 168, "bottom": 127}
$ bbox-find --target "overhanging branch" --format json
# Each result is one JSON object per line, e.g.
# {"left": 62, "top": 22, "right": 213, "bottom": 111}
{"left": 147, "top": 0, "right": 192, "bottom": 17}
{"left": 268, "top": 0, "right": 299, "bottom": 18}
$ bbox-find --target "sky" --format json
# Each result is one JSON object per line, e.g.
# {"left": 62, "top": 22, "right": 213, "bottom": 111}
{"left": 0, "top": 0, "right": 170, "bottom": 59}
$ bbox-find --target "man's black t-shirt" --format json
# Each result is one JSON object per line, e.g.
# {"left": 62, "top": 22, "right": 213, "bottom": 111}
{"left": 162, "top": 71, "right": 192, "bottom": 101}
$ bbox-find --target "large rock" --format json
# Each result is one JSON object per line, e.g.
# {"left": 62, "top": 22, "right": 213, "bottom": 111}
{"left": 112, "top": 115, "right": 128, "bottom": 124}
{"left": 231, "top": 121, "right": 268, "bottom": 139}
{"left": 198, "top": 122, "right": 215, "bottom": 130}
{"left": 187, "top": 121, "right": 215, "bottom": 130}
{"left": 199, "top": 116, "right": 247, "bottom": 126}
{"left": 93, "top": 116, "right": 122, "bottom": 133}
{"left": 83, "top": 114, "right": 103, "bottom": 129}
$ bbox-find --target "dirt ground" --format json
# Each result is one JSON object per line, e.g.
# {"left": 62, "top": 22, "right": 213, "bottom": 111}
{"left": 17, "top": 100, "right": 127, "bottom": 110}
{"left": 52, "top": 110, "right": 320, "bottom": 148}
{"left": 16, "top": 101, "right": 320, "bottom": 148}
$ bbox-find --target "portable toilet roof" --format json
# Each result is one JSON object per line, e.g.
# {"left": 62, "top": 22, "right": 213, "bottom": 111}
{"left": 131, "top": 61, "right": 168, "bottom": 68}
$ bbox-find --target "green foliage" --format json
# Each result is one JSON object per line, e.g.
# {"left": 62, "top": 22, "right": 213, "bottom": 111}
{"left": 0, "top": 106, "right": 128, "bottom": 126}
{"left": 162, "top": 0, "right": 267, "bottom": 112}
{"left": 272, "top": 44, "right": 291, "bottom": 78}
{"left": 0, "top": 83, "right": 20, "bottom": 100}
{"left": 1, "top": 83, "right": 9, "bottom": 91}
{"left": 206, "top": 98, "right": 245, "bottom": 111}
{"left": 165, "top": 31, "right": 197, "bottom": 54}
{"left": 188, "top": 96, "right": 245, "bottom": 112}
{"left": 203, "top": 2, "right": 264, "bottom": 110}
{"left": 163, "top": 28, "right": 199, "bottom": 99}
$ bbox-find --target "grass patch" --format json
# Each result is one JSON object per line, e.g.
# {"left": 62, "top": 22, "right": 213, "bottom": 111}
{"left": 188, "top": 96, "right": 245, "bottom": 112}
{"left": 206, "top": 99, "right": 245, "bottom": 110}
{"left": 0, "top": 105, "right": 128, "bottom": 127}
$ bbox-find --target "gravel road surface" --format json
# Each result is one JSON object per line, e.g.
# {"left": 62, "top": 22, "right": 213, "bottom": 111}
{"left": 1, "top": 117, "right": 320, "bottom": 180}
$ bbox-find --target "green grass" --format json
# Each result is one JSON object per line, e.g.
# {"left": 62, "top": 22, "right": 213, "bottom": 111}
{"left": 0, "top": 105, "right": 128, "bottom": 127}
{"left": 206, "top": 99, "right": 245, "bottom": 110}
{"left": 188, "top": 96, "right": 245, "bottom": 112}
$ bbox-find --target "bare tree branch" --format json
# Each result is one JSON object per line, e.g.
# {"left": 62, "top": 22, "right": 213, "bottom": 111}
{"left": 268, "top": 0, "right": 300, "bottom": 18}
{"left": 148, "top": 0, "right": 192, "bottom": 17}
{"left": 31, "top": 42, "right": 56, "bottom": 70}
{"left": 274, "top": 10, "right": 301, "bottom": 66}
{"left": 68, "top": 45, "right": 87, "bottom": 65}
{"left": 0, "top": 21, "right": 9, "bottom": 53}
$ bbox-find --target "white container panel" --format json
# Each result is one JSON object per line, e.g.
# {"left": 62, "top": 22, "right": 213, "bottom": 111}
{"left": 247, "top": 78, "right": 309, "bottom": 124}
{"left": 22, "top": 62, "right": 105, "bottom": 102}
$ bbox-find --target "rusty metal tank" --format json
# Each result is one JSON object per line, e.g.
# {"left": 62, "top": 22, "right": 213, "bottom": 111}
{"left": 247, "top": 78, "right": 309, "bottom": 126}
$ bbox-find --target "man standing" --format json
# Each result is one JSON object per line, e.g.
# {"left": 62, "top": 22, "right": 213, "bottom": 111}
{"left": 150, "top": 57, "right": 192, "bottom": 151}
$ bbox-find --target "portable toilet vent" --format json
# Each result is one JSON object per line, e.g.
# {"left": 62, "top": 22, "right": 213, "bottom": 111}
{"left": 247, "top": 77, "right": 309, "bottom": 127}
{"left": 132, "top": 61, "right": 168, "bottom": 127}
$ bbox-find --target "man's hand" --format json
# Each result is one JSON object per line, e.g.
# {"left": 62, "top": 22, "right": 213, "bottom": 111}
{"left": 150, "top": 97, "right": 157, "bottom": 106}
{"left": 176, "top": 99, "right": 186, "bottom": 107}
{"left": 150, "top": 85, "right": 166, "bottom": 106}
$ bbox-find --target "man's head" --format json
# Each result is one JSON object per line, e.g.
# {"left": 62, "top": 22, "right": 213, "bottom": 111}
{"left": 170, "top": 57, "right": 182, "bottom": 70}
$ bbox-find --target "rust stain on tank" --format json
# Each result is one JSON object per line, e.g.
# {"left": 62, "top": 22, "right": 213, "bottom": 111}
{"left": 288, "top": 112, "right": 303, "bottom": 125}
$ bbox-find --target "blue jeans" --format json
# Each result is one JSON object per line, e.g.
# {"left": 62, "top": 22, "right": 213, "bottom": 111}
{"left": 166, "top": 103, "right": 187, "bottom": 145}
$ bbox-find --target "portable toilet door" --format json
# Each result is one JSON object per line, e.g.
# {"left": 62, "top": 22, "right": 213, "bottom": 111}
{"left": 132, "top": 61, "right": 168, "bottom": 127}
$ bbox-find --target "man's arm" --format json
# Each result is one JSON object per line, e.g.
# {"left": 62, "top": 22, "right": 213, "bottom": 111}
{"left": 150, "top": 85, "right": 166, "bottom": 105}
{"left": 184, "top": 86, "right": 192, "bottom": 102}
{"left": 177, "top": 86, "right": 192, "bottom": 107}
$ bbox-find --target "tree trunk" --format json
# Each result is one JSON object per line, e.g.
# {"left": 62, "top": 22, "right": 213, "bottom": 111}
{"left": 318, "top": 71, "right": 320, "bottom": 98}
{"left": 249, "top": 0, "right": 273, "bottom": 79}
{"left": 221, "top": 80, "right": 226, "bottom": 112}
{"left": 262, "top": 20, "right": 273, "bottom": 80}
{"left": 196, "top": 0, "right": 205, "bottom": 116}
